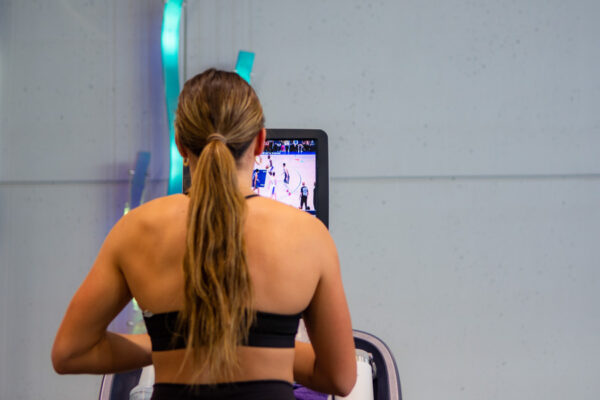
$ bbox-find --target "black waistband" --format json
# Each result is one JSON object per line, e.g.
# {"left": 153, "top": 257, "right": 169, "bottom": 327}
{"left": 151, "top": 380, "right": 294, "bottom": 400}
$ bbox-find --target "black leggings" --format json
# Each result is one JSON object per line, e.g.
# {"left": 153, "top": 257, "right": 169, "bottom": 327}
{"left": 150, "top": 380, "right": 295, "bottom": 400}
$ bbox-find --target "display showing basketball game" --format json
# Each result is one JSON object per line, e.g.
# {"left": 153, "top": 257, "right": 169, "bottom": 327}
{"left": 258, "top": 129, "right": 329, "bottom": 227}
{"left": 183, "top": 129, "right": 329, "bottom": 227}
{"left": 252, "top": 140, "right": 316, "bottom": 212}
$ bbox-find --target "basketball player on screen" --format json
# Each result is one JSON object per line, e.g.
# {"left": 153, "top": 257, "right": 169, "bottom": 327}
{"left": 269, "top": 171, "right": 277, "bottom": 200}
{"left": 283, "top": 163, "right": 291, "bottom": 196}
{"left": 300, "top": 182, "right": 309, "bottom": 210}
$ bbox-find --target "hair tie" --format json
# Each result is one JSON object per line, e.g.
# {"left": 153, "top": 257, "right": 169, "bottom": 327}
{"left": 207, "top": 133, "right": 227, "bottom": 144}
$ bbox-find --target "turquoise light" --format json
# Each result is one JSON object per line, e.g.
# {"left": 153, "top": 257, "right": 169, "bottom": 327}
{"left": 235, "top": 51, "right": 255, "bottom": 84}
{"left": 162, "top": 0, "right": 184, "bottom": 195}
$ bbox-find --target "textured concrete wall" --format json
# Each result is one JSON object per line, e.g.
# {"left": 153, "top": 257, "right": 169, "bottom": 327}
{"left": 0, "top": 1, "right": 166, "bottom": 398}
{"left": 1, "top": 1, "right": 599, "bottom": 399}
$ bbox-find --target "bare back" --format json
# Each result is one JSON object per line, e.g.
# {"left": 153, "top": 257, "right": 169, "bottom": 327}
{"left": 118, "top": 194, "right": 326, "bottom": 384}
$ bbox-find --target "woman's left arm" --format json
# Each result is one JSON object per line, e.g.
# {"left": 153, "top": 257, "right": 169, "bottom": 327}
{"left": 51, "top": 218, "right": 152, "bottom": 374}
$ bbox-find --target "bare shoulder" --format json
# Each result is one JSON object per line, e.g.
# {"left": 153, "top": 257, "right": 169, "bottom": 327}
{"left": 245, "top": 197, "right": 336, "bottom": 271}
{"left": 116, "top": 194, "right": 187, "bottom": 230}
{"left": 106, "top": 194, "right": 188, "bottom": 255}
{"left": 247, "top": 196, "right": 328, "bottom": 236}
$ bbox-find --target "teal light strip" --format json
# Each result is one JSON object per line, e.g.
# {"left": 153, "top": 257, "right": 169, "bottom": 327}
{"left": 235, "top": 51, "right": 255, "bottom": 84}
{"left": 162, "top": 0, "right": 184, "bottom": 195}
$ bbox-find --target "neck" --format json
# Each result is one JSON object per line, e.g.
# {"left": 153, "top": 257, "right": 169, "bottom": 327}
{"left": 187, "top": 161, "right": 255, "bottom": 197}
{"left": 236, "top": 165, "right": 255, "bottom": 197}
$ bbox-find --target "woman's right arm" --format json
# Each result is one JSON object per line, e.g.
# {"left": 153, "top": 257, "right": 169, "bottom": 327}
{"left": 51, "top": 213, "right": 153, "bottom": 374}
{"left": 294, "top": 225, "right": 357, "bottom": 396}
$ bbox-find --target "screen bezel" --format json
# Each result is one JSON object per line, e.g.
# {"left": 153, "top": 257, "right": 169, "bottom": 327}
{"left": 265, "top": 129, "right": 329, "bottom": 228}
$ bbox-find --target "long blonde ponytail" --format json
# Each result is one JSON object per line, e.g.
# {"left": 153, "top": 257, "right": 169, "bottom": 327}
{"left": 174, "top": 69, "right": 264, "bottom": 380}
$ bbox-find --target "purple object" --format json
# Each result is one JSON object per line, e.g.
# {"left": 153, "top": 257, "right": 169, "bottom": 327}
{"left": 294, "top": 383, "right": 329, "bottom": 400}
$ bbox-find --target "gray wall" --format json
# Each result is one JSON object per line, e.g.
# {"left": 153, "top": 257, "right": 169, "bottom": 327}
{"left": 0, "top": 1, "right": 168, "bottom": 398}
{"left": 1, "top": 1, "right": 599, "bottom": 399}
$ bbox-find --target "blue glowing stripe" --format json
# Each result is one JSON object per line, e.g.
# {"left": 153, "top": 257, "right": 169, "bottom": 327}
{"left": 235, "top": 51, "right": 255, "bottom": 84}
{"left": 162, "top": 0, "right": 184, "bottom": 195}
{"left": 129, "top": 152, "right": 151, "bottom": 210}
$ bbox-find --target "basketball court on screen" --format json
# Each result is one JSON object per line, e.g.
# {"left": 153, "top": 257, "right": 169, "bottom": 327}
{"left": 253, "top": 152, "right": 316, "bottom": 213}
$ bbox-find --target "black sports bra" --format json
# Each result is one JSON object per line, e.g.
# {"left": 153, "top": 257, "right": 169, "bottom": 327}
{"left": 144, "top": 193, "right": 301, "bottom": 351}
{"left": 143, "top": 310, "right": 302, "bottom": 351}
